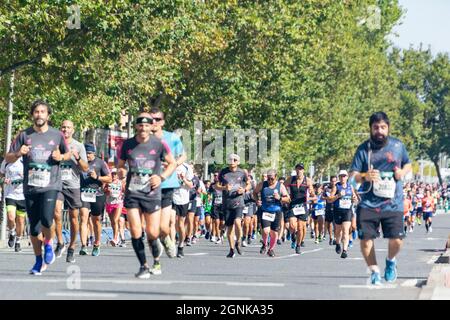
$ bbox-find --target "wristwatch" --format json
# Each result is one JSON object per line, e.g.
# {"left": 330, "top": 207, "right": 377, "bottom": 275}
{"left": 75, "top": 155, "right": 81, "bottom": 161}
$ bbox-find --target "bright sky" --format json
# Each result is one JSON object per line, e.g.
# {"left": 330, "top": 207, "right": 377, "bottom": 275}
{"left": 389, "top": 0, "right": 450, "bottom": 55}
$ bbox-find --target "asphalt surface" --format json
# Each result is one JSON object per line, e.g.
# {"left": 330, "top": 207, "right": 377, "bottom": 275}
{"left": 0, "top": 211, "right": 449, "bottom": 300}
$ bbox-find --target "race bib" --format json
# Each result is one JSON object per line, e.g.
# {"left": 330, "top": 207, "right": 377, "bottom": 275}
{"left": 129, "top": 173, "right": 151, "bottom": 193}
{"left": 110, "top": 184, "right": 121, "bottom": 198}
{"left": 61, "top": 167, "right": 72, "bottom": 181}
{"left": 243, "top": 206, "right": 249, "bottom": 214}
{"left": 28, "top": 165, "right": 51, "bottom": 188}
{"left": 262, "top": 211, "right": 276, "bottom": 222}
{"left": 81, "top": 188, "right": 97, "bottom": 203}
{"left": 11, "top": 179, "right": 23, "bottom": 190}
{"left": 315, "top": 209, "right": 325, "bottom": 216}
{"left": 214, "top": 195, "right": 222, "bottom": 205}
{"left": 293, "top": 205, "right": 306, "bottom": 216}
{"left": 373, "top": 172, "right": 396, "bottom": 199}
{"left": 339, "top": 197, "right": 352, "bottom": 209}
{"left": 188, "top": 202, "right": 192, "bottom": 210}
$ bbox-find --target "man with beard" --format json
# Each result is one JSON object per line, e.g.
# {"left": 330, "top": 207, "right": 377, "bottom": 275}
{"left": 6, "top": 100, "right": 70, "bottom": 275}
{"left": 350, "top": 112, "right": 411, "bottom": 285}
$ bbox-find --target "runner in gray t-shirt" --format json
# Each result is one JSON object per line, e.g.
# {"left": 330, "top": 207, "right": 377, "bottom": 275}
{"left": 6, "top": 100, "right": 71, "bottom": 275}
{"left": 54, "top": 120, "right": 89, "bottom": 263}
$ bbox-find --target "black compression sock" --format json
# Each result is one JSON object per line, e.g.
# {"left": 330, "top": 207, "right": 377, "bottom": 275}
{"left": 131, "top": 238, "right": 147, "bottom": 267}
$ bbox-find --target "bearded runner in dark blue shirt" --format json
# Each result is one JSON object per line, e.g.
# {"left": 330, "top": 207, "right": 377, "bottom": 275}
{"left": 118, "top": 112, "right": 176, "bottom": 279}
{"left": 350, "top": 112, "right": 412, "bottom": 285}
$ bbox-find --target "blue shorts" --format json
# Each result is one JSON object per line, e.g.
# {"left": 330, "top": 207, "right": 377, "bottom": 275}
{"left": 423, "top": 212, "right": 433, "bottom": 220}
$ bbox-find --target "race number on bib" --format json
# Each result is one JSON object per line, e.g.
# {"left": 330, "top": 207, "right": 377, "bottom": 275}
{"left": 28, "top": 168, "right": 50, "bottom": 188}
{"left": 262, "top": 211, "right": 276, "bottom": 222}
{"left": 339, "top": 198, "right": 352, "bottom": 210}
{"left": 293, "top": 205, "right": 306, "bottom": 216}
{"left": 61, "top": 167, "right": 72, "bottom": 181}
{"left": 373, "top": 172, "right": 396, "bottom": 199}
{"left": 129, "top": 174, "right": 151, "bottom": 192}
{"left": 110, "top": 185, "right": 121, "bottom": 198}
{"left": 214, "top": 196, "right": 222, "bottom": 205}
{"left": 315, "top": 209, "right": 325, "bottom": 216}
{"left": 243, "top": 206, "right": 249, "bottom": 214}
{"left": 81, "top": 189, "right": 97, "bottom": 203}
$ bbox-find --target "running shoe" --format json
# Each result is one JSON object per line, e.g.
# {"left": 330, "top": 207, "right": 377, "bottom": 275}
{"left": 14, "top": 241, "right": 21, "bottom": 253}
{"left": 66, "top": 249, "right": 76, "bottom": 263}
{"left": 135, "top": 266, "right": 150, "bottom": 279}
{"left": 162, "top": 236, "right": 176, "bottom": 258}
{"left": 44, "top": 244, "right": 55, "bottom": 265}
{"left": 335, "top": 244, "right": 342, "bottom": 254}
{"left": 300, "top": 241, "right": 305, "bottom": 247}
{"left": 235, "top": 242, "right": 242, "bottom": 255}
{"left": 150, "top": 262, "right": 162, "bottom": 275}
{"left": 29, "top": 256, "right": 44, "bottom": 276}
{"left": 242, "top": 239, "right": 248, "bottom": 247}
{"left": 370, "top": 271, "right": 382, "bottom": 285}
{"left": 54, "top": 243, "right": 66, "bottom": 258}
{"left": 92, "top": 245, "right": 100, "bottom": 257}
{"left": 384, "top": 259, "right": 397, "bottom": 282}
{"left": 260, "top": 244, "right": 267, "bottom": 254}
{"left": 177, "top": 247, "right": 184, "bottom": 258}
{"left": 267, "top": 249, "right": 275, "bottom": 257}
{"left": 277, "top": 239, "right": 282, "bottom": 245}
{"left": 8, "top": 230, "right": 16, "bottom": 248}
{"left": 291, "top": 239, "right": 296, "bottom": 249}
{"left": 226, "top": 249, "right": 235, "bottom": 258}
{"left": 341, "top": 250, "right": 348, "bottom": 259}
{"left": 295, "top": 245, "right": 301, "bottom": 254}
{"left": 247, "top": 236, "right": 252, "bottom": 245}
{"left": 79, "top": 245, "right": 88, "bottom": 255}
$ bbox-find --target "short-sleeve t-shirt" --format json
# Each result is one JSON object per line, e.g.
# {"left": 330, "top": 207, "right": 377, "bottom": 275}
{"left": 9, "top": 127, "right": 69, "bottom": 195}
{"left": 0, "top": 159, "right": 25, "bottom": 200}
{"left": 60, "top": 139, "right": 87, "bottom": 189}
{"left": 173, "top": 163, "right": 194, "bottom": 205}
{"left": 80, "top": 157, "right": 111, "bottom": 196}
{"left": 219, "top": 167, "right": 248, "bottom": 209}
{"left": 161, "top": 130, "right": 184, "bottom": 189}
{"left": 350, "top": 136, "right": 410, "bottom": 212}
{"left": 120, "top": 135, "right": 170, "bottom": 201}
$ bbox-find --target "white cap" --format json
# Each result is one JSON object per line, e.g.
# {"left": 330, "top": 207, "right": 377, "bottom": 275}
{"left": 338, "top": 170, "right": 348, "bottom": 176}
{"left": 228, "top": 153, "right": 240, "bottom": 162}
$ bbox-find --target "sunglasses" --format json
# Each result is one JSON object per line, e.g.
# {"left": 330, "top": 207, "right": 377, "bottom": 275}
{"left": 153, "top": 117, "right": 163, "bottom": 122}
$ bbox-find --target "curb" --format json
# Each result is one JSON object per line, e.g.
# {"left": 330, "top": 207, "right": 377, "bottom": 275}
{"left": 419, "top": 249, "right": 450, "bottom": 300}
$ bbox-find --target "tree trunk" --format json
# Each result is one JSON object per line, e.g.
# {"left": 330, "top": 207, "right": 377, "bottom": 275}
{"left": 432, "top": 159, "right": 443, "bottom": 187}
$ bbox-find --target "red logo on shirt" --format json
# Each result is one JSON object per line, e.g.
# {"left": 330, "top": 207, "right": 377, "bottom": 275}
{"left": 385, "top": 152, "right": 394, "bottom": 163}
{"left": 149, "top": 150, "right": 156, "bottom": 155}
{"left": 48, "top": 140, "right": 55, "bottom": 146}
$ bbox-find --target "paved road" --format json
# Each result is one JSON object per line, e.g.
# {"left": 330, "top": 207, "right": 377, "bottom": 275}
{"left": 0, "top": 212, "right": 449, "bottom": 300}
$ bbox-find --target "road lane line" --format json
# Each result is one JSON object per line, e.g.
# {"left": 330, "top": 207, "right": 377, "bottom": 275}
{"left": 180, "top": 295, "right": 251, "bottom": 300}
{"left": 47, "top": 292, "right": 118, "bottom": 298}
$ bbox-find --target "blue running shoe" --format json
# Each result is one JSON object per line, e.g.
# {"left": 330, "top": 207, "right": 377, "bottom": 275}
{"left": 286, "top": 232, "right": 291, "bottom": 241}
{"left": 384, "top": 258, "right": 397, "bottom": 282}
{"left": 30, "top": 256, "right": 43, "bottom": 275}
{"left": 291, "top": 239, "right": 296, "bottom": 249}
{"left": 44, "top": 244, "right": 55, "bottom": 265}
{"left": 352, "top": 230, "right": 357, "bottom": 240}
{"left": 348, "top": 240, "right": 353, "bottom": 248}
{"left": 370, "top": 271, "right": 382, "bottom": 285}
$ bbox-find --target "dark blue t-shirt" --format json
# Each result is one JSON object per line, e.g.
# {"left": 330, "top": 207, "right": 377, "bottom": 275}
{"left": 350, "top": 136, "right": 410, "bottom": 212}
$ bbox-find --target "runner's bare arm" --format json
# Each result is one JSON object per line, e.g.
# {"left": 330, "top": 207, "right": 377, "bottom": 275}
{"left": 117, "top": 159, "right": 127, "bottom": 180}
{"left": 280, "top": 184, "right": 291, "bottom": 204}
{"left": 394, "top": 163, "right": 412, "bottom": 181}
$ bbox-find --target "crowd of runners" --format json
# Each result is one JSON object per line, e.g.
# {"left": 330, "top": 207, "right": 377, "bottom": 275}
{"left": 1, "top": 101, "right": 449, "bottom": 285}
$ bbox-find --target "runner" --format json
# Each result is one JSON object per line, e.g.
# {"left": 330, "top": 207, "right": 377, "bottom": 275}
{"left": 403, "top": 190, "right": 413, "bottom": 234}
{"left": 323, "top": 176, "right": 337, "bottom": 245}
{"left": 350, "top": 112, "right": 411, "bottom": 284}
{"left": 185, "top": 164, "right": 200, "bottom": 246}
{"left": 331, "top": 170, "right": 357, "bottom": 258}
{"left": 242, "top": 172, "right": 256, "bottom": 247}
{"left": 216, "top": 154, "right": 250, "bottom": 258}
{"left": 150, "top": 107, "right": 186, "bottom": 258}
{"left": 192, "top": 177, "right": 207, "bottom": 244}
{"left": 105, "top": 168, "right": 126, "bottom": 246}
{"left": 253, "top": 169, "right": 290, "bottom": 257}
{"left": 209, "top": 172, "right": 224, "bottom": 244}
{"left": 277, "top": 176, "right": 288, "bottom": 244}
{"left": 79, "top": 143, "right": 112, "bottom": 257}
{"left": 415, "top": 187, "right": 424, "bottom": 226}
{"left": 6, "top": 100, "right": 70, "bottom": 275}
{"left": 203, "top": 180, "right": 213, "bottom": 241}
{"left": 285, "top": 163, "right": 315, "bottom": 254}
{"left": 118, "top": 112, "right": 176, "bottom": 278}
{"left": 173, "top": 162, "right": 194, "bottom": 258}
{"left": 311, "top": 183, "right": 326, "bottom": 244}
{"left": 422, "top": 189, "right": 435, "bottom": 233}
{"left": 53, "top": 120, "right": 88, "bottom": 263}
{"left": 0, "top": 158, "right": 26, "bottom": 252}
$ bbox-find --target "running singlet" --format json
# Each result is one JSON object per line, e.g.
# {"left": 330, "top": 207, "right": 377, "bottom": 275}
{"left": 335, "top": 183, "right": 353, "bottom": 210}
{"left": 314, "top": 194, "right": 326, "bottom": 216}
{"left": 288, "top": 175, "right": 308, "bottom": 205}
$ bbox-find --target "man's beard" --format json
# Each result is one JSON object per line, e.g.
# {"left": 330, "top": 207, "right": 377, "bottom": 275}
{"left": 34, "top": 118, "right": 46, "bottom": 127}
{"left": 370, "top": 132, "right": 388, "bottom": 149}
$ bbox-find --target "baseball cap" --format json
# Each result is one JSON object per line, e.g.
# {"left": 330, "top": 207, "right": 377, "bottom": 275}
{"left": 295, "top": 163, "right": 304, "bottom": 170}
{"left": 85, "top": 143, "right": 96, "bottom": 154}
{"left": 338, "top": 170, "right": 348, "bottom": 176}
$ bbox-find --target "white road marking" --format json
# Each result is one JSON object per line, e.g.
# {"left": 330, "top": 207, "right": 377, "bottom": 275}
{"left": 0, "top": 278, "right": 282, "bottom": 287}
{"left": 427, "top": 255, "right": 440, "bottom": 264}
{"left": 237, "top": 248, "right": 323, "bottom": 260}
{"left": 401, "top": 279, "right": 425, "bottom": 287}
{"left": 184, "top": 252, "right": 209, "bottom": 256}
{"left": 47, "top": 292, "right": 118, "bottom": 298}
{"left": 339, "top": 284, "right": 398, "bottom": 289}
{"left": 180, "top": 295, "right": 251, "bottom": 300}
